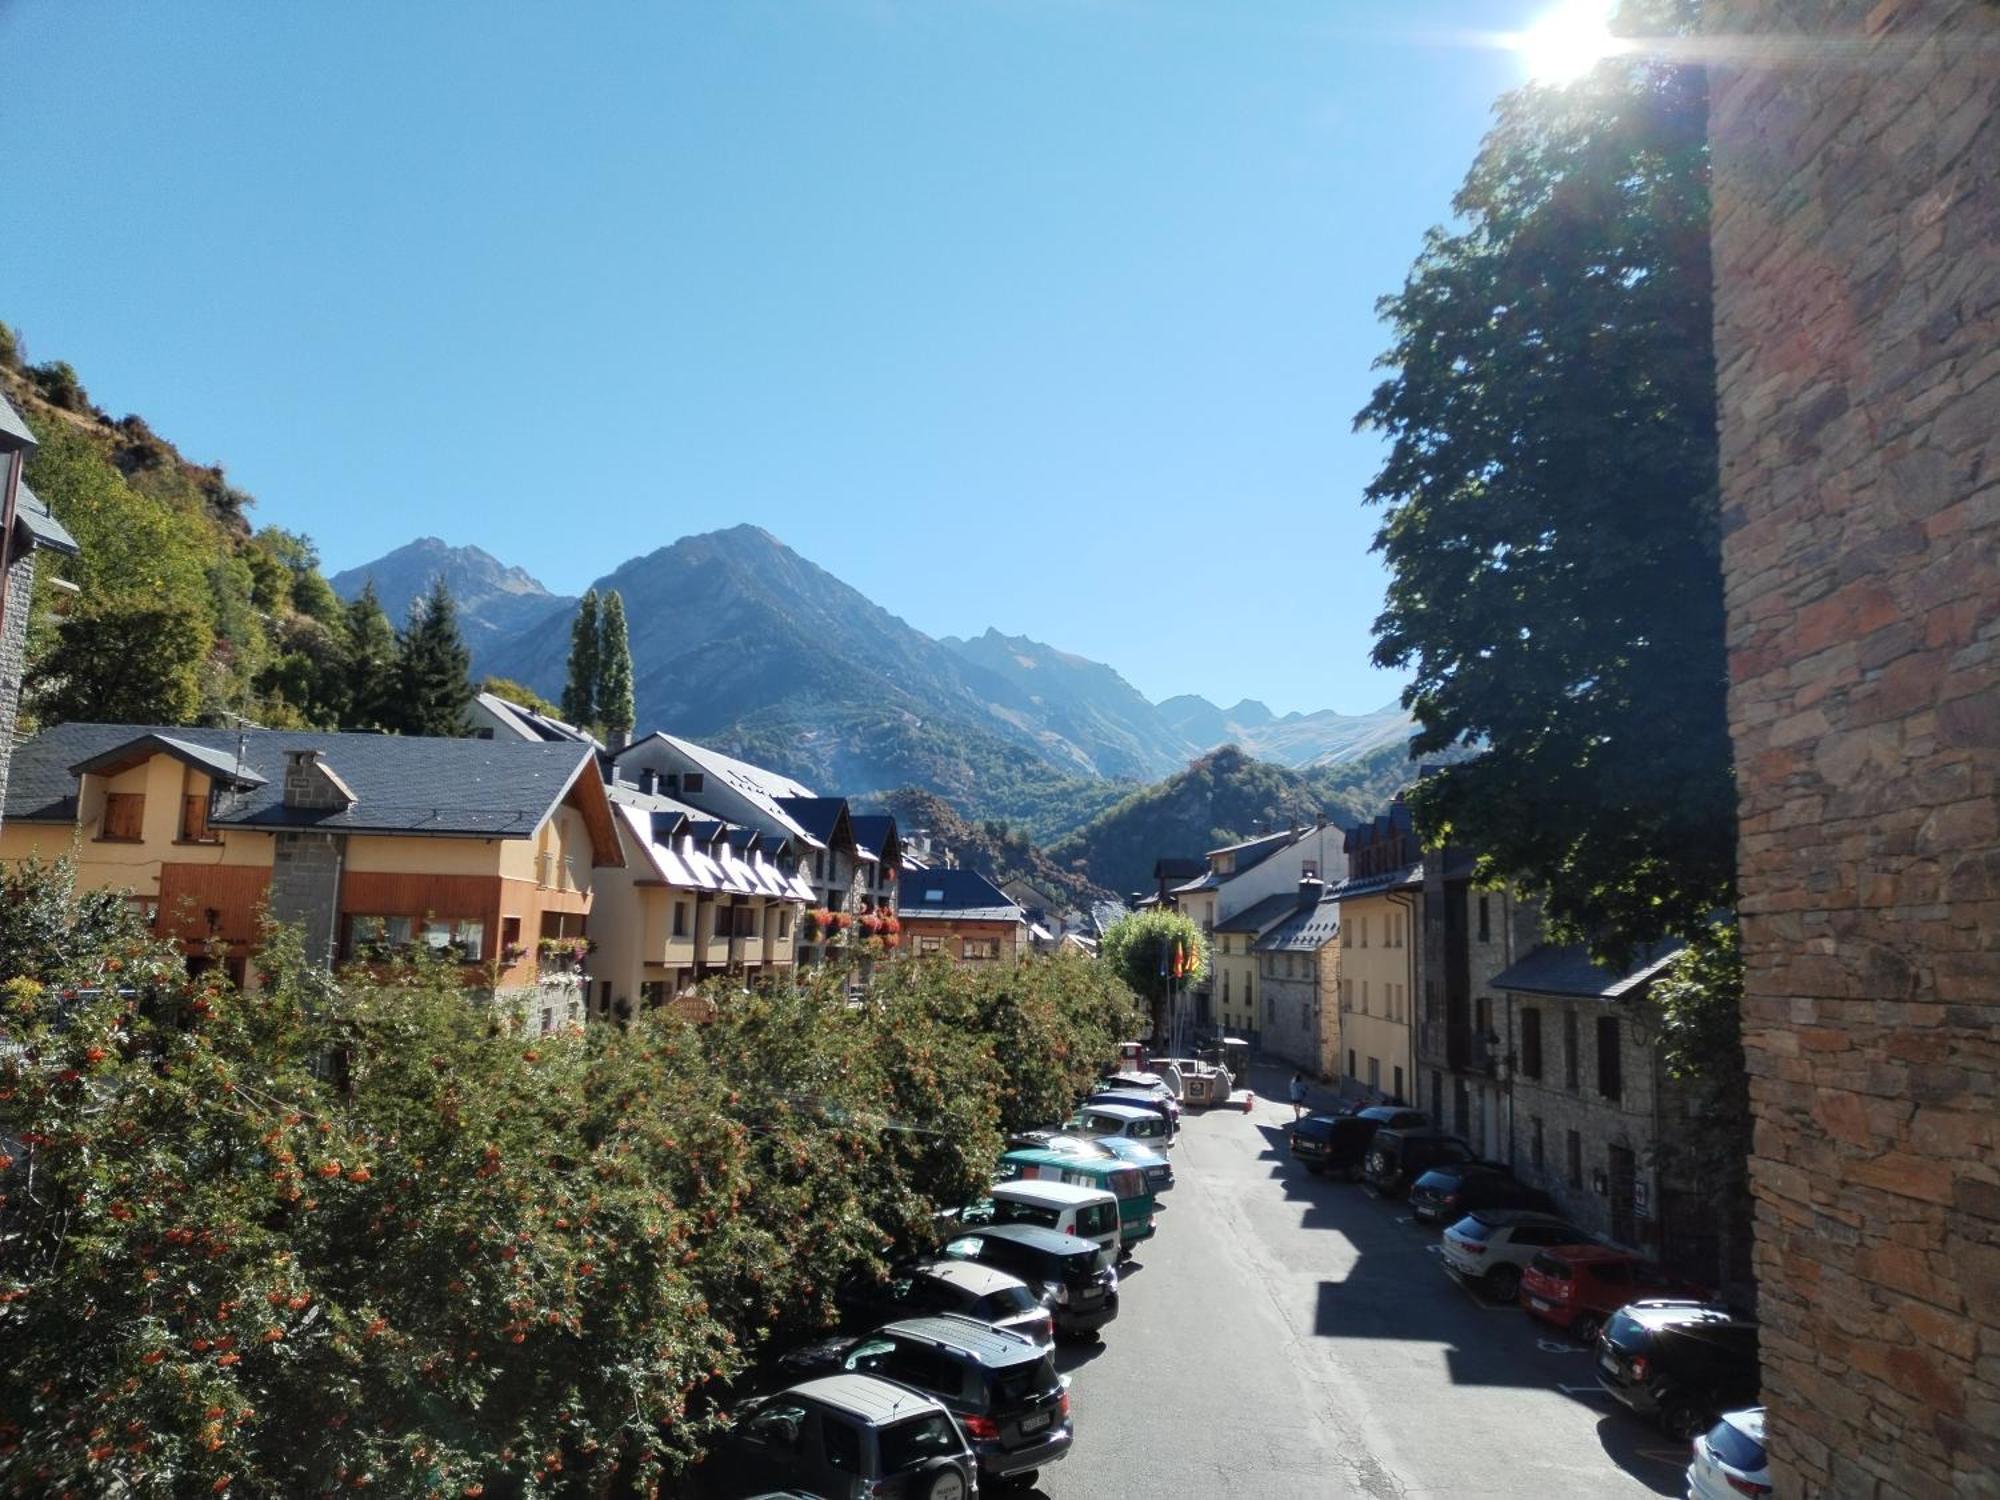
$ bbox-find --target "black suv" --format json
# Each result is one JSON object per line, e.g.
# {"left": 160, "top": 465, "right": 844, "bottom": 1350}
{"left": 777, "top": 1314, "right": 1072, "bottom": 1488}
{"left": 1361, "top": 1127, "right": 1473, "bottom": 1198}
{"left": 942, "top": 1223, "right": 1118, "bottom": 1339}
{"left": 714, "top": 1372, "right": 978, "bottom": 1500}
{"left": 1292, "top": 1106, "right": 1428, "bottom": 1180}
{"left": 838, "top": 1259, "right": 1055, "bottom": 1349}
{"left": 1596, "top": 1300, "right": 1761, "bottom": 1441}
{"left": 1408, "top": 1161, "right": 1557, "bottom": 1224}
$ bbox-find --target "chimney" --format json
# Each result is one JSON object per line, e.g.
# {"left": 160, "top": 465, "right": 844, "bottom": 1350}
{"left": 1297, "top": 875, "right": 1324, "bottom": 910}
{"left": 607, "top": 727, "right": 631, "bottom": 752}
{"left": 639, "top": 768, "right": 658, "bottom": 796}
{"left": 282, "top": 750, "right": 356, "bottom": 811}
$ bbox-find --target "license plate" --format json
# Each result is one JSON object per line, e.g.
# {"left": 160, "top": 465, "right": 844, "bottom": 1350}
{"left": 1600, "top": 1352, "right": 1620, "bottom": 1375}
{"left": 1019, "top": 1413, "right": 1050, "bottom": 1434}
{"left": 1530, "top": 1297, "right": 1551, "bottom": 1311}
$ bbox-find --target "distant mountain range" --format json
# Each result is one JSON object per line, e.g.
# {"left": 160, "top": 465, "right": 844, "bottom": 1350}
{"left": 331, "top": 528, "right": 1415, "bottom": 837}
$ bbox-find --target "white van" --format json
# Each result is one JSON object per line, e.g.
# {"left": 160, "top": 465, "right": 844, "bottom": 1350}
{"left": 987, "top": 1179, "right": 1123, "bottom": 1267}
{"left": 1073, "top": 1101, "right": 1173, "bottom": 1152}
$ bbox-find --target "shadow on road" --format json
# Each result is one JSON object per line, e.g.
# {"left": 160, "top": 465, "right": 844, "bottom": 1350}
{"left": 1596, "top": 1415, "right": 1688, "bottom": 1496}
{"left": 1115, "top": 1256, "right": 1148, "bottom": 1279}
{"left": 1054, "top": 1339, "right": 1107, "bottom": 1374}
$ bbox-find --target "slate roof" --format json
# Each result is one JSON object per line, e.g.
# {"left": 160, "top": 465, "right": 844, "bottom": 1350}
{"left": 471, "top": 691, "right": 599, "bottom": 748}
{"left": 1327, "top": 862, "right": 1424, "bottom": 901}
{"left": 7, "top": 723, "right": 611, "bottom": 844}
{"left": 70, "top": 732, "right": 267, "bottom": 790}
{"left": 1491, "top": 940, "right": 1687, "bottom": 1000}
{"left": 0, "top": 390, "right": 33, "bottom": 450}
{"left": 15, "top": 481, "right": 79, "bottom": 555}
{"left": 1255, "top": 894, "right": 1342, "bottom": 953}
{"left": 1152, "top": 857, "right": 1205, "bottom": 882}
{"left": 1206, "top": 828, "right": 1299, "bottom": 867}
{"left": 608, "top": 794, "right": 813, "bottom": 902}
{"left": 1214, "top": 891, "right": 1304, "bottom": 935}
{"left": 898, "top": 868, "right": 1024, "bottom": 924}
{"left": 847, "top": 814, "right": 900, "bottom": 864}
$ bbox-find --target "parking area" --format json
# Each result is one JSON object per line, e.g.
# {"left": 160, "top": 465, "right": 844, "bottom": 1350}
{"left": 1035, "top": 1078, "right": 1690, "bottom": 1499}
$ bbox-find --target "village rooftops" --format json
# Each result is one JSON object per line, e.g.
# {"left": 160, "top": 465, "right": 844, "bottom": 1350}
{"left": 0, "top": 390, "right": 33, "bottom": 450}
{"left": 1491, "top": 940, "right": 1687, "bottom": 1001}
{"left": 15, "top": 480, "right": 79, "bottom": 556}
{"left": 897, "top": 868, "right": 1023, "bottom": 923}
{"left": 1213, "top": 891, "right": 1305, "bottom": 936}
{"left": 1255, "top": 894, "right": 1341, "bottom": 952}
{"left": 471, "top": 691, "right": 601, "bottom": 748}
{"left": 7, "top": 723, "right": 621, "bottom": 856}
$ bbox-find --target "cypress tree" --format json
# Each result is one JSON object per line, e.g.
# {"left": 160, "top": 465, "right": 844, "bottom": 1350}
{"left": 561, "top": 589, "right": 600, "bottom": 728}
{"left": 598, "top": 590, "right": 636, "bottom": 738}
{"left": 344, "top": 582, "right": 401, "bottom": 732}
{"left": 394, "top": 576, "right": 473, "bottom": 737}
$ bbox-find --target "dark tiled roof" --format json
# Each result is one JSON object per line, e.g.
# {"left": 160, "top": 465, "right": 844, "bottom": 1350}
{"left": 1255, "top": 895, "right": 1342, "bottom": 952}
{"left": 847, "top": 814, "right": 900, "bottom": 861}
{"left": 1214, "top": 891, "right": 1304, "bottom": 935}
{"left": 8, "top": 722, "right": 599, "bottom": 839}
{"left": 1152, "top": 857, "right": 1205, "bottom": 881}
{"left": 70, "top": 731, "right": 266, "bottom": 790}
{"left": 1492, "top": 940, "right": 1686, "bottom": 1000}
{"left": 1327, "top": 863, "right": 1424, "bottom": 901}
{"left": 0, "top": 391, "right": 33, "bottom": 450}
{"left": 898, "top": 868, "right": 1023, "bottom": 923}
{"left": 15, "top": 480, "right": 79, "bottom": 555}
{"left": 1206, "top": 829, "right": 1298, "bottom": 869}
{"left": 777, "top": 796, "right": 847, "bottom": 844}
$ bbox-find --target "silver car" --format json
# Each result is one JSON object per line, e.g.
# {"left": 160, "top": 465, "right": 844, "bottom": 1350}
{"left": 1686, "top": 1408, "right": 1769, "bottom": 1500}
{"left": 1438, "top": 1209, "right": 1594, "bottom": 1301}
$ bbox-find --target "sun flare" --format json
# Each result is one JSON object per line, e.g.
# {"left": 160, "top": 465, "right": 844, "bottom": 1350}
{"left": 1515, "top": 0, "right": 1623, "bottom": 82}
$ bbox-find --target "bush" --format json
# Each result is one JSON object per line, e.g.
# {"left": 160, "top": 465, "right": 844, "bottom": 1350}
{"left": 0, "top": 865, "right": 1141, "bottom": 1494}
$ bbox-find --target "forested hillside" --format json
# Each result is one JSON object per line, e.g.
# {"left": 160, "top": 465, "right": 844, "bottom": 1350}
{"left": 0, "top": 324, "right": 438, "bottom": 735}
{"left": 873, "top": 787, "right": 1114, "bottom": 908}
{"left": 1046, "top": 739, "right": 1425, "bottom": 896}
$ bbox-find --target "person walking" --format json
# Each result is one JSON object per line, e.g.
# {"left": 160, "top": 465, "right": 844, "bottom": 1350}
{"left": 1289, "top": 1071, "right": 1309, "bottom": 1121}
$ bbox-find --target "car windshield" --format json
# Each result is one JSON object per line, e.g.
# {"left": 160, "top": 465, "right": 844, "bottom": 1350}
{"left": 1705, "top": 1418, "right": 1767, "bottom": 1473}
{"left": 1450, "top": 1217, "right": 1494, "bottom": 1242}
{"left": 988, "top": 1355, "right": 1062, "bottom": 1410}
{"left": 1077, "top": 1202, "right": 1118, "bottom": 1236}
{"left": 994, "top": 1200, "right": 1061, "bottom": 1230}
{"left": 878, "top": 1411, "right": 963, "bottom": 1473}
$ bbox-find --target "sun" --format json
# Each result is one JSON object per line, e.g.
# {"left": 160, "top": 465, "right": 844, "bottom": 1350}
{"left": 1515, "top": 0, "right": 1623, "bottom": 83}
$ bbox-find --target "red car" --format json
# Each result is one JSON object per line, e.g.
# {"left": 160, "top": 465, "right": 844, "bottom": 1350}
{"left": 1519, "top": 1244, "right": 1708, "bottom": 1342}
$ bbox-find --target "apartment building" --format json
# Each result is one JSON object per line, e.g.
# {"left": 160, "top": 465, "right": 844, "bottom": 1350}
{"left": 1330, "top": 798, "right": 1421, "bottom": 1104}
{"left": 1251, "top": 877, "right": 1340, "bottom": 1074}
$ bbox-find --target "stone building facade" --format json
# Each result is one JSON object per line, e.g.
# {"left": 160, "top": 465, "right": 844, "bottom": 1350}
{"left": 1709, "top": 0, "right": 1999, "bottom": 1492}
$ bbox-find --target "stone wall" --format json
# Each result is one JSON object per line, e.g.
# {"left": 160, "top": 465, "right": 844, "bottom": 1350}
{"left": 1709, "top": 0, "right": 1999, "bottom": 1493}
{"left": 0, "top": 546, "right": 37, "bottom": 830}
{"left": 267, "top": 830, "right": 346, "bottom": 969}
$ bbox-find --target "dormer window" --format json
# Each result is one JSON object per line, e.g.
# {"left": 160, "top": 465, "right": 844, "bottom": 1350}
{"left": 683, "top": 773, "right": 705, "bottom": 794}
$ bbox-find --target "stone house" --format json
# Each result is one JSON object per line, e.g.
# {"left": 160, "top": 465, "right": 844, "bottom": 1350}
{"left": 1709, "top": 0, "right": 1999, "bottom": 1489}
{"left": 897, "top": 868, "right": 1027, "bottom": 964}
{"left": 587, "top": 786, "right": 812, "bottom": 1020}
{"left": 1251, "top": 878, "right": 1340, "bottom": 1074}
{"left": 0, "top": 724, "right": 622, "bottom": 1029}
{"left": 0, "top": 390, "right": 81, "bottom": 830}
{"left": 1416, "top": 850, "right": 1540, "bottom": 1159}
{"left": 1494, "top": 942, "right": 1688, "bottom": 1260}
{"left": 1330, "top": 798, "right": 1422, "bottom": 1104}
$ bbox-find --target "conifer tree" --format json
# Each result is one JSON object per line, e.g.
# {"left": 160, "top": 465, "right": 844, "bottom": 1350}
{"left": 598, "top": 589, "right": 636, "bottom": 738}
{"left": 394, "top": 575, "right": 472, "bottom": 737}
{"left": 561, "top": 589, "right": 601, "bottom": 728}
{"left": 343, "top": 582, "right": 401, "bottom": 732}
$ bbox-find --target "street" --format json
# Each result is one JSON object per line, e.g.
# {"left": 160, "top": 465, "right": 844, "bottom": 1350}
{"left": 1038, "top": 1075, "right": 1689, "bottom": 1499}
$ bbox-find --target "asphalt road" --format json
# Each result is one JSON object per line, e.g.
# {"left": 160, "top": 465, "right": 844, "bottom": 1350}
{"left": 1033, "top": 1075, "right": 1691, "bottom": 1500}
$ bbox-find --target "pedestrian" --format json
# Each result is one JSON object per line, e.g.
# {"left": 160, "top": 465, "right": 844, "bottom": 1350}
{"left": 1289, "top": 1071, "right": 1308, "bottom": 1121}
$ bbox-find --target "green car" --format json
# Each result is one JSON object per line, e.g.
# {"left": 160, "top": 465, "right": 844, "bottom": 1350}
{"left": 996, "top": 1147, "right": 1158, "bottom": 1252}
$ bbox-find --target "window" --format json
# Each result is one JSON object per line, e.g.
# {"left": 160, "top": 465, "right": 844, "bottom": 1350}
{"left": 1430, "top": 1072, "right": 1443, "bottom": 1120}
{"left": 501, "top": 915, "right": 522, "bottom": 958}
{"left": 346, "top": 915, "right": 414, "bottom": 955}
{"left": 100, "top": 792, "right": 144, "bottom": 842}
{"left": 1244, "top": 973, "right": 1254, "bottom": 1010}
{"left": 1223, "top": 971, "right": 1231, "bottom": 1003}
{"left": 1360, "top": 979, "right": 1369, "bottom": 1014}
{"left": 1478, "top": 895, "right": 1491, "bottom": 943}
{"left": 822, "top": 1417, "right": 863, "bottom": 1475}
{"left": 1566, "top": 1128, "right": 1583, "bottom": 1188}
{"left": 1598, "top": 1015, "right": 1623, "bottom": 1101}
{"left": 640, "top": 981, "right": 665, "bottom": 1008}
{"left": 541, "top": 1006, "right": 555, "bottom": 1034}
{"left": 1564, "top": 1009, "right": 1580, "bottom": 1091}
{"left": 673, "top": 901, "right": 689, "bottom": 937}
{"left": 814, "top": 852, "right": 826, "bottom": 880}
{"left": 1521, "top": 1009, "right": 1544, "bottom": 1080}
{"left": 778, "top": 908, "right": 791, "bottom": 938}
{"left": 914, "top": 935, "right": 945, "bottom": 955}
{"left": 682, "top": 772, "right": 705, "bottom": 794}
{"left": 1367, "top": 1057, "right": 1381, "bottom": 1090}
{"left": 1347, "top": 1048, "right": 1357, "bottom": 1079}
{"left": 1357, "top": 916, "right": 1368, "bottom": 948}
{"left": 422, "top": 918, "right": 485, "bottom": 961}
{"left": 961, "top": 937, "right": 1000, "bottom": 960}
{"left": 180, "top": 793, "right": 218, "bottom": 843}
{"left": 1393, "top": 1065, "right": 1404, "bottom": 1100}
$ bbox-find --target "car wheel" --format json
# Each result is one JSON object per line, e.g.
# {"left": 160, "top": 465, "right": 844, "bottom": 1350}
{"left": 1658, "top": 1396, "right": 1708, "bottom": 1444}
{"left": 916, "top": 1459, "right": 971, "bottom": 1500}
{"left": 1486, "top": 1264, "right": 1522, "bottom": 1302}
{"left": 1570, "top": 1312, "right": 1603, "bottom": 1345}
{"left": 999, "top": 1470, "right": 1040, "bottom": 1491}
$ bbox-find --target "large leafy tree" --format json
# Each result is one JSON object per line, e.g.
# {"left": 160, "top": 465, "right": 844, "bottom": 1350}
{"left": 1356, "top": 2, "right": 1730, "bottom": 957}
{"left": 1098, "top": 907, "right": 1207, "bottom": 1044}
{"left": 561, "top": 589, "right": 601, "bottom": 730}
{"left": 598, "top": 590, "right": 636, "bottom": 739}
{"left": 392, "top": 576, "right": 472, "bottom": 737}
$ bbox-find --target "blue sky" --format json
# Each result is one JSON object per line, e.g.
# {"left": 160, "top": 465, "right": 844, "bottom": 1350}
{"left": 1, "top": 1, "right": 1548, "bottom": 717}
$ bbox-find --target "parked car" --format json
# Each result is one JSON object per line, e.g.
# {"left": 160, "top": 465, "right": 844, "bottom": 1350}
{"left": 772, "top": 1315, "right": 1071, "bottom": 1489}
{"left": 1519, "top": 1244, "right": 1709, "bottom": 1343}
{"left": 1438, "top": 1210, "right": 1595, "bottom": 1301}
{"left": 837, "top": 1259, "right": 1055, "bottom": 1350}
{"left": 1086, "top": 1135, "right": 1174, "bottom": 1192}
{"left": 1361, "top": 1127, "right": 1473, "bottom": 1198}
{"left": 1070, "top": 1101, "right": 1173, "bottom": 1152}
{"left": 996, "top": 1148, "right": 1158, "bottom": 1253}
{"left": 1596, "top": 1301, "right": 1761, "bottom": 1441}
{"left": 942, "top": 1223, "right": 1119, "bottom": 1340}
{"left": 712, "top": 1373, "right": 979, "bottom": 1500}
{"left": 1408, "top": 1162, "right": 1557, "bottom": 1225}
{"left": 1089, "top": 1084, "right": 1181, "bottom": 1138}
{"left": 960, "top": 1180, "right": 1122, "bottom": 1268}
{"left": 1293, "top": 1106, "right": 1427, "bottom": 1179}
{"left": 1686, "top": 1407, "right": 1770, "bottom": 1499}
